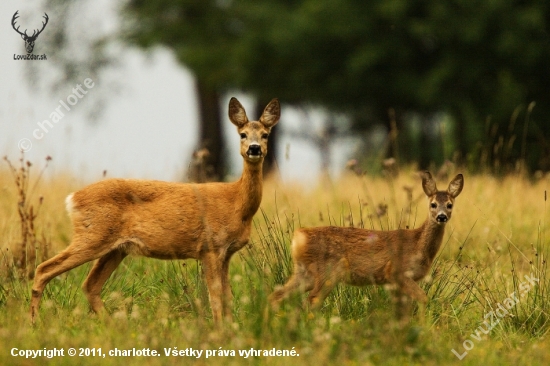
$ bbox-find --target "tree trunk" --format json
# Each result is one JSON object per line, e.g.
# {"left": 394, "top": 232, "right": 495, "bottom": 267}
{"left": 255, "top": 98, "right": 279, "bottom": 177}
{"left": 454, "top": 110, "right": 468, "bottom": 166}
{"left": 196, "top": 80, "right": 225, "bottom": 180}
{"left": 418, "top": 119, "right": 432, "bottom": 170}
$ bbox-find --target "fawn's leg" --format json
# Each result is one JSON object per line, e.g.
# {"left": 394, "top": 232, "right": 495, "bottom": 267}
{"left": 307, "top": 260, "right": 346, "bottom": 309}
{"left": 400, "top": 277, "right": 428, "bottom": 304}
{"left": 387, "top": 263, "right": 428, "bottom": 325}
{"left": 269, "top": 262, "right": 314, "bottom": 308}
{"left": 401, "top": 277, "right": 428, "bottom": 323}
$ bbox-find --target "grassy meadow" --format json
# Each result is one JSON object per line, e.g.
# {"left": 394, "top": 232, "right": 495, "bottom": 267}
{"left": 1, "top": 156, "right": 550, "bottom": 365}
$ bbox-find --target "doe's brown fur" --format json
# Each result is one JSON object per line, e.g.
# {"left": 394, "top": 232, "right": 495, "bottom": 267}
{"left": 30, "top": 97, "right": 280, "bottom": 324}
{"left": 269, "top": 172, "right": 464, "bottom": 309}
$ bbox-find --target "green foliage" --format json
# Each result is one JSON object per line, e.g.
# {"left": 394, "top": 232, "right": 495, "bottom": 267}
{"left": 123, "top": 0, "right": 550, "bottom": 171}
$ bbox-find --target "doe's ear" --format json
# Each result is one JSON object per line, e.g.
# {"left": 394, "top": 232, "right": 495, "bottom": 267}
{"left": 421, "top": 171, "right": 438, "bottom": 197}
{"left": 259, "top": 98, "right": 280, "bottom": 128}
{"left": 447, "top": 174, "right": 464, "bottom": 198}
{"left": 228, "top": 97, "right": 249, "bottom": 128}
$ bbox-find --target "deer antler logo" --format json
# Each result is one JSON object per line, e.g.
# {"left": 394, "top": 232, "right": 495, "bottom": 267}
{"left": 12, "top": 11, "right": 49, "bottom": 54}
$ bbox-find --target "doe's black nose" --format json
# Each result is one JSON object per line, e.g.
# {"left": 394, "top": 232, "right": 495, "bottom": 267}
{"left": 247, "top": 144, "right": 261, "bottom": 156}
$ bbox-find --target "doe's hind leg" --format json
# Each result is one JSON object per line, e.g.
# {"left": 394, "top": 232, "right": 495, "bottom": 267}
{"left": 82, "top": 249, "right": 127, "bottom": 314}
{"left": 31, "top": 239, "right": 106, "bottom": 323}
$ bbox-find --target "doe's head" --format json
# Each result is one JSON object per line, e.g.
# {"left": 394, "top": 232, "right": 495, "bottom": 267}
{"left": 228, "top": 97, "right": 280, "bottom": 164}
{"left": 421, "top": 171, "right": 464, "bottom": 224}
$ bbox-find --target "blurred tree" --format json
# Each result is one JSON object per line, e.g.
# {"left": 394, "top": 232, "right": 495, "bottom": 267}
{"left": 124, "top": 0, "right": 234, "bottom": 179}
{"left": 40, "top": 0, "right": 550, "bottom": 173}
{"left": 220, "top": 0, "right": 550, "bottom": 171}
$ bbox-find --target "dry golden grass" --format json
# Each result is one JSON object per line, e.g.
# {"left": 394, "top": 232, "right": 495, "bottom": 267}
{"left": 1, "top": 161, "right": 549, "bottom": 365}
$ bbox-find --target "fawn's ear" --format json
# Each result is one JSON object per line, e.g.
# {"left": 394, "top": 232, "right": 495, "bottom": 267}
{"left": 422, "top": 171, "right": 438, "bottom": 197}
{"left": 259, "top": 98, "right": 280, "bottom": 128}
{"left": 447, "top": 174, "right": 464, "bottom": 198}
{"left": 229, "top": 97, "right": 249, "bottom": 128}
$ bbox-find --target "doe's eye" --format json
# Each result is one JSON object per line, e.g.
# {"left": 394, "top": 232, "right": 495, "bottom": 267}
{"left": 240, "top": 133, "right": 247, "bottom": 139}
{"left": 430, "top": 203, "right": 437, "bottom": 209}
{"left": 447, "top": 203, "right": 453, "bottom": 209}
{"left": 262, "top": 133, "right": 269, "bottom": 139}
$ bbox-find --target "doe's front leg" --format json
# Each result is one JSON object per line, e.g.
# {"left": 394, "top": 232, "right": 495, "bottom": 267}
{"left": 221, "top": 258, "right": 234, "bottom": 323}
{"left": 202, "top": 253, "right": 224, "bottom": 325}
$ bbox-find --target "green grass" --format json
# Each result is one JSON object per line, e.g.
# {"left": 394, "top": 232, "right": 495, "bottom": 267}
{"left": 1, "top": 166, "right": 550, "bottom": 365}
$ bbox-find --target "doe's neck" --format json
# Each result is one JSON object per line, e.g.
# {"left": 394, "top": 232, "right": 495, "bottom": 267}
{"left": 236, "top": 159, "right": 264, "bottom": 221}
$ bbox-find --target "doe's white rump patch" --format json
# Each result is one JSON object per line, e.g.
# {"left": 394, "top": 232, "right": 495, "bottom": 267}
{"left": 65, "top": 193, "right": 75, "bottom": 214}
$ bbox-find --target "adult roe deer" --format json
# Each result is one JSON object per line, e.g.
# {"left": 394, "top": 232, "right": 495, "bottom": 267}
{"left": 30, "top": 97, "right": 280, "bottom": 324}
{"left": 269, "top": 172, "right": 464, "bottom": 309}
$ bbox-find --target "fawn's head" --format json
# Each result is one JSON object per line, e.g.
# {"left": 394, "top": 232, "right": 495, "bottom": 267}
{"left": 229, "top": 97, "right": 280, "bottom": 164}
{"left": 421, "top": 171, "right": 464, "bottom": 224}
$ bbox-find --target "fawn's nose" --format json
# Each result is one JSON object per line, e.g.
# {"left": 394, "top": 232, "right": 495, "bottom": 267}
{"left": 436, "top": 214, "right": 448, "bottom": 223}
{"left": 247, "top": 144, "right": 262, "bottom": 157}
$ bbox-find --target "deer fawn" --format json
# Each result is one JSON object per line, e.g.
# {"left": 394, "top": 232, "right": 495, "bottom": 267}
{"left": 30, "top": 97, "right": 280, "bottom": 324}
{"left": 269, "top": 172, "right": 464, "bottom": 310}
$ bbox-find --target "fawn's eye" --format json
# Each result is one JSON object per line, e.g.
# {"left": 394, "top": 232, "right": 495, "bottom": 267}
{"left": 240, "top": 133, "right": 247, "bottom": 139}
{"left": 430, "top": 203, "right": 437, "bottom": 209}
{"left": 447, "top": 203, "right": 453, "bottom": 209}
{"left": 262, "top": 133, "right": 269, "bottom": 139}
